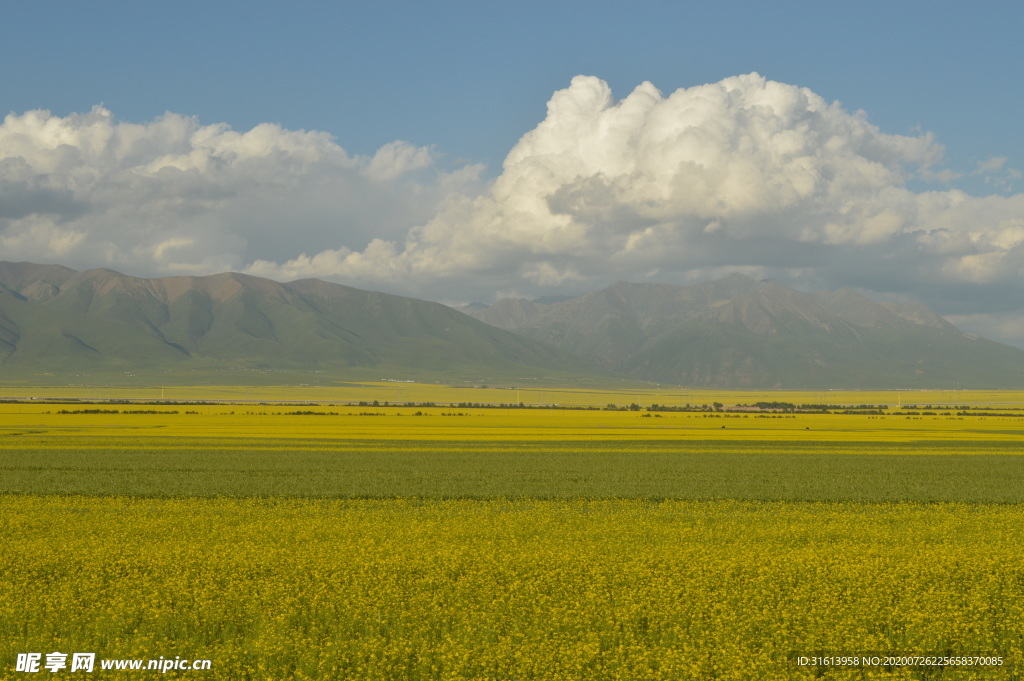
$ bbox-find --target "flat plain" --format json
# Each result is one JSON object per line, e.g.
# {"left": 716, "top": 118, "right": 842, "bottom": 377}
{"left": 2, "top": 386, "right": 1024, "bottom": 679}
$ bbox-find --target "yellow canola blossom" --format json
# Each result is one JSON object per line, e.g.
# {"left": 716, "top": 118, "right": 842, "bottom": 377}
{"left": 2, "top": 497, "right": 1022, "bottom": 680}
{"left": 2, "top": 403, "right": 1024, "bottom": 445}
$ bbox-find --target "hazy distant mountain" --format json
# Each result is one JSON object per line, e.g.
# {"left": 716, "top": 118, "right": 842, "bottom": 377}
{"left": 7, "top": 262, "right": 1023, "bottom": 388}
{"left": 0, "top": 262, "right": 597, "bottom": 378}
{"left": 461, "top": 275, "right": 1024, "bottom": 388}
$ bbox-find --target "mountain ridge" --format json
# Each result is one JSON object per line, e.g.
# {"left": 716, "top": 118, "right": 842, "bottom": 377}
{"left": 0, "top": 262, "right": 600, "bottom": 379}
{"left": 4, "top": 261, "right": 1024, "bottom": 388}
{"left": 460, "top": 276, "right": 1024, "bottom": 388}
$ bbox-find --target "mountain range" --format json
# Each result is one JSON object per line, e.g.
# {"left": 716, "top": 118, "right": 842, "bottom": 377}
{"left": 459, "top": 275, "right": 1024, "bottom": 388}
{"left": 0, "top": 261, "right": 592, "bottom": 380}
{"left": 2, "top": 261, "right": 1024, "bottom": 388}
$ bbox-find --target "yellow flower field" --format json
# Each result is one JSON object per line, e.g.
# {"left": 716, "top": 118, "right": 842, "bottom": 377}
{"left": 2, "top": 402, "right": 1023, "bottom": 445}
{"left": 3, "top": 380, "right": 1024, "bottom": 410}
{"left": 3, "top": 388, "right": 1024, "bottom": 678}
{"left": 2, "top": 496, "right": 1022, "bottom": 680}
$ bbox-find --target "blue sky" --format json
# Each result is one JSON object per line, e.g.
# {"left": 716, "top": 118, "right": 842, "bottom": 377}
{"left": 5, "top": 1, "right": 1020, "bottom": 184}
{"left": 3, "top": 1, "right": 1024, "bottom": 345}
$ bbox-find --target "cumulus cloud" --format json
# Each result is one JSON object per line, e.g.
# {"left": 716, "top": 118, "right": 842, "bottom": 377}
{"left": 0, "top": 105, "right": 480, "bottom": 275}
{"left": 5, "top": 75, "right": 1024, "bottom": 346}
{"left": 245, "top": 74, "right": 1024, "bottom": 344}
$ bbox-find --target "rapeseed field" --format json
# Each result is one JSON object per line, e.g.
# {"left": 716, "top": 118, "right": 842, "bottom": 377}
{"left": 2, "top": 389, "right": 1024, "bottom": 679}
{"left": 3, "top": 497, "right": 1023, "bottom": 680}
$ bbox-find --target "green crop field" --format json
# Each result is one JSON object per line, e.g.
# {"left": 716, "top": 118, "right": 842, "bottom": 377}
{"left": 4, "top": 439, "right": 1024, "bottom": 503}
{"left": 3, "top": 388, "right": 1024, "bottom": 679}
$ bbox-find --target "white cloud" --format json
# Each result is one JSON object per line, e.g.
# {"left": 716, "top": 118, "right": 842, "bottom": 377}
{"left": 0, "top": 105, "right": 479, "bottom": 276}
{"left": 946, "top": 311, "right": 1024, "bottom": 349}
{"left": 258, "top": 73, "right": 1021, "bottom": 342}
{"left": 969, "top": 156, "right": 1022, "bottom": 193}
{"left": 4, "top": 76, "right": 1024, "bottom": 346}
{"left": 974, "top": 157, "right": 1007, "bottom": 175}
{"left": 269, "top": 73, "right": 1014, "bottom": 298}
{"left": 365, "top": 141, "right": 434, "bottom": 181}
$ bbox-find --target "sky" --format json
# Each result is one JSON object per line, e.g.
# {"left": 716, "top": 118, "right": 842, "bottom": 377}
{"left": 2, "top": 1, "right": 1024, "bottom": 345}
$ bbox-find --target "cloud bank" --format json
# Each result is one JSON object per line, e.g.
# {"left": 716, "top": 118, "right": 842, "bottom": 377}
{"left": 3, "top": 74, "right": 1024, "bottom": 345}
{"left": 0, "top": 105, "right": 481, "bottom": 276}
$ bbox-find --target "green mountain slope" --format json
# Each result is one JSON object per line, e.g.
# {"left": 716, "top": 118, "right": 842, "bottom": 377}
{"left": 0, "top": 262, "right": 599, "bottom": 379}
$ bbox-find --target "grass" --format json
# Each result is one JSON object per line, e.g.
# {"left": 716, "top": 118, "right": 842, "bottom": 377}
{"left": 3, "top": 439, "right": 1024, "bottom": 502}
